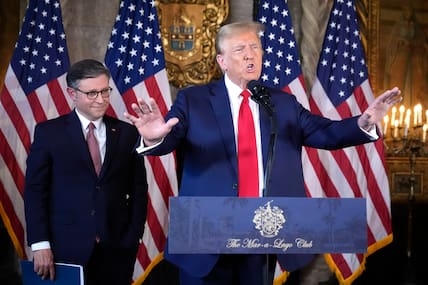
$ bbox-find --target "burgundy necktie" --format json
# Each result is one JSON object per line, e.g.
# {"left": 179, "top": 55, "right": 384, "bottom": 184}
{"left": 238, "top": 90, "right": 259, "bottom": 197}
{"left": 87, "top": 122, "right": 102, "bottom": 176}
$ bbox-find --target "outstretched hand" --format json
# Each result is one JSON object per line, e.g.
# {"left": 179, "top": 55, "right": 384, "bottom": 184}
{"left": 124, "top": 97, "right": 179, "bottom": 146}
{"left": 358, "top": 87, "right": 402, "bottom": 131}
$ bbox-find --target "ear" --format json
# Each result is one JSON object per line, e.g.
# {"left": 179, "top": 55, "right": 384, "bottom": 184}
{"left": 216, "top": 54, "right": 226, "bottom": 72}
{"left": 66, "top": 87, "right": 77, "bottom": 101}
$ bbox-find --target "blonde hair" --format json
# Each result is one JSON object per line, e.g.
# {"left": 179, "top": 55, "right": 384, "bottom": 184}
{"left": 215, "top": 21, "right": 265, "bottom": 55}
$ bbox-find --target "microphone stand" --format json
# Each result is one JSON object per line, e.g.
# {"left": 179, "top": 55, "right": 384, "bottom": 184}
{"left": 252, "top": 93, "right": 277, "bottom": 285}
{"left": 263, "top": 110, "right": 277, "bottom": 197}
{"left": 263, "top": 113, "right": 277, "bottom": 285}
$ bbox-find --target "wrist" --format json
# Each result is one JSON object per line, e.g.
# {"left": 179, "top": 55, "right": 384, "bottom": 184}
{"left": 143, "top": 138, "right": 162, "bottom": 146}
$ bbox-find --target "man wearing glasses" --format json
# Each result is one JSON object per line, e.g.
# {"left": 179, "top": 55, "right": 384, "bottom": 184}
{"left": 24, "top": 59, "right": 148, "bottom": 285}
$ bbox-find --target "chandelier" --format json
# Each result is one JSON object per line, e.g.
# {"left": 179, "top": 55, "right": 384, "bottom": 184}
{"left": 383, "top": 103, "right": 428, "bottom": 156}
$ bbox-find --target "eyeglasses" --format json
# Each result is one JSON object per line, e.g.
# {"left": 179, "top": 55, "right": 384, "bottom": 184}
{"left": 75, "top": 87, "right": 112, "bottom": 100}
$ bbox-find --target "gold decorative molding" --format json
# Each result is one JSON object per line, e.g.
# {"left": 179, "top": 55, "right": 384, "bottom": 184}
{"left": 157, "top": 0, "right": 229, "bottom": 88}
{"left": 356, "top": 0, "right": 379, "bottom": 95}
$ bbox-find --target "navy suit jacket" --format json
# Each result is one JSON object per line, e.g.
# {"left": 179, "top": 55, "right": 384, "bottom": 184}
{"left": 147, "top": 78, "right": 374, "bottom": 277}
{"left": 24, "top": 111, "right": 148, "bottom": 265}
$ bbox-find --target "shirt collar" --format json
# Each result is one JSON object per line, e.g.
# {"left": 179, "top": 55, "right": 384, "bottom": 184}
{"left": 224, "top": 74, "right": 245, "bottom": 100}
{"left": 74, "top": 109, "right": 103, "bottom": 130}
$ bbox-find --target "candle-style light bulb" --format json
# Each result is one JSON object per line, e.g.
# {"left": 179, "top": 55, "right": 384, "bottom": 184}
{"left": 414, "top": 104, "right": 422, "bottom": 126}
{"left": 404, "top": 116, "right": 409, "bottom": 138}
{"left": 391, "top": 106, "right": 397, "bottom": 124}
{"left": 425, "top": 110, "right": 428, "bottom": 126}
{"left": 405, "top": 109, "right": 411, "bottom": 128}
{"left": 394, "top": 119, "right": 399, "bottom": 139}
{"left": 399, "top": 105, "right": 405, "bottom": 126}
{"left": 423, "top": 124, "right": 427, "bottom": 143}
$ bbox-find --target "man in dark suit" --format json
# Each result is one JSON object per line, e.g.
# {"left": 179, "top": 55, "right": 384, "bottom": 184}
{"left": 124, "top": 22, "right": 401, "bottom": 285}
{"left": 24, "top": 59, "right": 148, "bottom": 285}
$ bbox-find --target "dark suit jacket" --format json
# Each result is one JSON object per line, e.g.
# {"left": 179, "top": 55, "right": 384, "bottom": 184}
{"left": 24, "top": 111, "right": 147, "bottom": 266}
{"left": 147, "top": 78, "right": 374, "bottom": 277}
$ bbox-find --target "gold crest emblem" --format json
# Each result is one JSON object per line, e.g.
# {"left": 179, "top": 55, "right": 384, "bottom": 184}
{"left": 253, "top": 200, "right": 286, "bottom": 238}
{"left": 157, "top": 0, "right": 229, "bottom": 88}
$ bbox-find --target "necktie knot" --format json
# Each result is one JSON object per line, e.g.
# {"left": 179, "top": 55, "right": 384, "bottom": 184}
{"left": 241, "top": 89, "right": 251, "bottom": 102}
{"left": 88, "top": 122, "right": 95, "bottom": 131}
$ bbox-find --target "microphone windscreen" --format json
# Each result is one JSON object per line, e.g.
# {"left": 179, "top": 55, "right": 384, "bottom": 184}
{"left": 247, "top": 80, "right": 262, "bottom": 95}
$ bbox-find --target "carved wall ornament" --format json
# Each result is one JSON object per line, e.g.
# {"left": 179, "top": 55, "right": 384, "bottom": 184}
{"left": 157, "top": 0, "right": 229, "bottom": 88}
{"left": 356, "top": 0, "right": 379, "bottom": 95}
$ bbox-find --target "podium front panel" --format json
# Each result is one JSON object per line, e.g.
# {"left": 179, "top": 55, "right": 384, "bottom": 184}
{"left": 168, "top": 197, "right": 367, "bottom": 254}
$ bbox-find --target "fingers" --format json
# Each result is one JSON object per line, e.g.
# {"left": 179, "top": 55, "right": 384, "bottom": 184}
{"left": 148, "top": 97, "right": 161, "bottom": 113}
{"left": 379, "top": 87, "right": 402, "bottom": 105}
{"left": 131, "top": 98, "right": 158, "bottom": 116}
{"left": 124, "top": 103, "right": 139, "bottom": 119}
{"left": 165, "top": 117, "right": 180, "bottom": 129}
{"left": 139, "top": 100, "right": 152, "bottom": 114}
{"left": 49, "top": 264, "right": 56, "bottom": 281}
{"left": 36, "top": 263, "right": 54, "bottom": 280}
{"left": 33, "top": 249, "right": 55, "bottom": 280}
{"left": 131, "top": 102, "right": 142, "bottom": 114}
{"left": 124, "top": 97, "right": 179, "bottom": 138}
{"left": 124, "top": 100, "right": 153, "bottom": 125}
{"left": 386, "top": 87, "right": 401, "bottom": 100}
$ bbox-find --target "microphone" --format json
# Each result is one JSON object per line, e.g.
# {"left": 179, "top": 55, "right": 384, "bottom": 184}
{"left": 247, "top": 80, "right": 274, "bottom": 116}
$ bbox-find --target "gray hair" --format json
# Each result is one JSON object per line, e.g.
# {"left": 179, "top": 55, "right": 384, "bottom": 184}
{"left": 215, "top": 21, "right": 265, "bottom": 55}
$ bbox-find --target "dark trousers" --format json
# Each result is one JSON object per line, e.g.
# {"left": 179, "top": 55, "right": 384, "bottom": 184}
{"left": 179, "top": 254, "right": 276, "bottom": 285}
{"left": 85, "top": 242, "right": 138, "bottom": 285}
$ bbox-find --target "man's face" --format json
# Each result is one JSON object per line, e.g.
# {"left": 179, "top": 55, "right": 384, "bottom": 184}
{"left": 68, "top": 74, "right": 110, "bottom": 121}
{"left": 216, "top": 31, "right": 263, "bottom": 89}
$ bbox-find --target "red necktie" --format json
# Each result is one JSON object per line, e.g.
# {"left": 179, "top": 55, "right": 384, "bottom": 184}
{"left": 87, "top": 122, "right": 102, "bottom": 176}
{"left": 238, "top": 90, "right": 259, "bottom": 197}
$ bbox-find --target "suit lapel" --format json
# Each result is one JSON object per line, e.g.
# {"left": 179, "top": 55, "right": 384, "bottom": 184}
{"left": 209, "top": 80, "right": 238, "bottom": 177}
{"left": 65, "top": 111, "right": 97, "bottom": 175}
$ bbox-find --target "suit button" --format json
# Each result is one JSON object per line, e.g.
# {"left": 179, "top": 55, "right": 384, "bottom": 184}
{"left": 95, "top": 186, "right": 101, "bottom": 191}
{"left": 90, "top": 210, "right": 96, "bottom": 216}
{"left": 232, "top": 183, "right": 238, "bottom": 190}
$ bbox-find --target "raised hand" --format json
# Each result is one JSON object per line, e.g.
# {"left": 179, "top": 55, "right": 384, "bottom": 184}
{"left": 124, "top": 97, "right": 179, "bottom": 146}
{"left": 358, "top": 87, "right": 402, "bottom": 131}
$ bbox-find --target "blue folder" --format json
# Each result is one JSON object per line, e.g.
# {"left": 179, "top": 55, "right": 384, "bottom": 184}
{"left": 21, "top": 260, "right": 84, "bottom": 285}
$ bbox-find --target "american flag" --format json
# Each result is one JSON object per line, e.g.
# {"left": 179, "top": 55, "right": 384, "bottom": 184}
{"left": 0, "top": 0, "right": 71, "bottom": 261}
{"left": 257, "top": 0, "right": 392, "bottom": 284}
{"left": 257, "top": 0, "right": 308, "bottom": 109}
{"left": 104, "top": 0, "right": 178, "bottom": 283}
{"left": 256, "top": 1, "right": 311, "bottom": 284}
{"left": 309, "top": 0, "right": 392, "bottom": 284}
